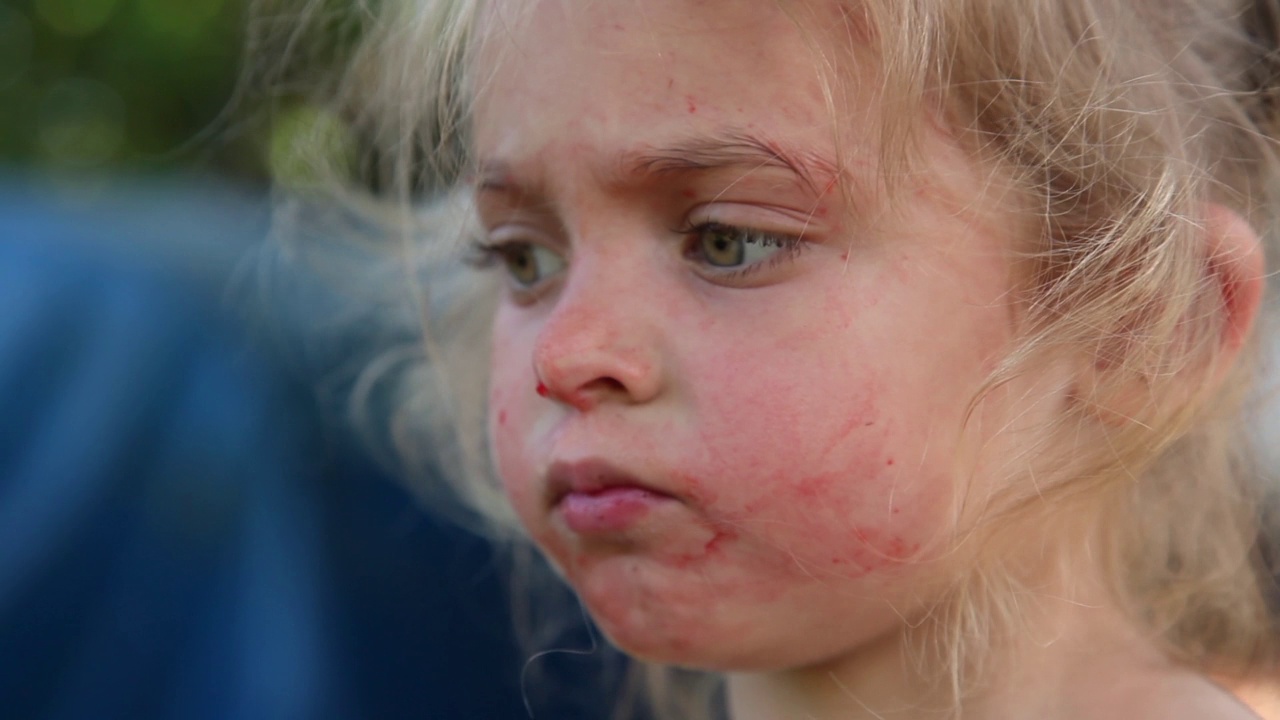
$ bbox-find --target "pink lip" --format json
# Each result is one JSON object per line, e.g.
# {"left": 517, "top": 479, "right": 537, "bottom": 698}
{"left": 547, "top": 459, "right": 677, "bottom": 534}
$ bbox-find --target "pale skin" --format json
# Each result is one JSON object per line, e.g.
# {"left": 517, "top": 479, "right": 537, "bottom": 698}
{"left": 469, "top": 1, "right": 1266, "bottom": 718}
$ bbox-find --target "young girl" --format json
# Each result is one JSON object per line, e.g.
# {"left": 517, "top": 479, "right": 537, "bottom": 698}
{"left": 264, "top": 0, "right": 1280, "bottom": 717}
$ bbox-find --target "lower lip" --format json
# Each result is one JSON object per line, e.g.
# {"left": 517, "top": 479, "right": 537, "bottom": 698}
{"left": 557, "top": 487, "right": 672, "bottom": 534}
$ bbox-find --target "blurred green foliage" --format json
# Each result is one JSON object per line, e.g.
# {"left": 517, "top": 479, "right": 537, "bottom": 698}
{"left": 1, "top": 0, "right": 269, "bottom": 183}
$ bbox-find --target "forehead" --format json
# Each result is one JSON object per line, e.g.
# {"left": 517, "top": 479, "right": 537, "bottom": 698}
{"left": 469, "top": 0, "right": 874, "bottom": 173}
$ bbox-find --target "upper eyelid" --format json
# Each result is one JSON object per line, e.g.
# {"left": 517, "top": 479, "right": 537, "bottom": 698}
{"left": 675, "top": 219, "right": 802, "bottom": 241}
{"left": 683, "top": 201, "right": 824, "bottom": 236}
{"left": 477, "top": 220, "right": 569, "bottom": 253}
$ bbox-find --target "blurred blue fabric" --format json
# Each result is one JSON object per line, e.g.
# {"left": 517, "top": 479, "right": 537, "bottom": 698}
{"left": 0, "top": 174, "right": 600, "bottom": 720}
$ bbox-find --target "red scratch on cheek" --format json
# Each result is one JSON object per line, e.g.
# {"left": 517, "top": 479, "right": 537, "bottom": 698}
{"left": 704, "top": 528, "right": 737, "bottom": 555}
{"left": 669, "top": 527, "right": 737, "bottom": 569}
{"left": 794, "top": 474, "right": 836, "bottom": 499}
{"left": 685, "top": 95, "right": 698, "bottom": 114}
{"left": 536, "top": 383, "right": 550, "bottom": 398}
{"left": 851, "top": 527, "right": 920, "bottom": 569}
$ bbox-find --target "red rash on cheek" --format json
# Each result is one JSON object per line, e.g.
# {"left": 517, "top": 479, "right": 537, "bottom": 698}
{"left": 497, "top": 409, "right": 508, "bottom": 427}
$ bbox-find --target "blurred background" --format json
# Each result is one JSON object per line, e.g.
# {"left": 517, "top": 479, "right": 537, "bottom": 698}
{"left": 2, "top": 0, "right": 260, "bottom": 181}
{"left": 0, "top": 0, "right": 362, "bottom": 191}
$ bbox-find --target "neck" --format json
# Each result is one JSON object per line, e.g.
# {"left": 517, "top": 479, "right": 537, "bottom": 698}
{"left": 726, "top": 580, "right": 1198, "bottom": 720}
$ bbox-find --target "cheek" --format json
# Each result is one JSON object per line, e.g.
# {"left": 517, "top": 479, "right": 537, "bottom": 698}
{"left": 678, "top": 320, "right": 947, "bottom": 577}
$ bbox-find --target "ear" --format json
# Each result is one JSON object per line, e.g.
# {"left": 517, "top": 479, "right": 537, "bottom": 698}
{"left": 1082, "top": 203, "right": 1264, "bottom": 426}
{"left": 1203, "top": 203, "right": 1265, "bottom": 377}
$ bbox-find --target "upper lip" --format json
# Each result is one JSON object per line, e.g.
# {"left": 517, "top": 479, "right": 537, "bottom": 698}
{"left": 545, "top": 459, "right": 672, "bottom": 506}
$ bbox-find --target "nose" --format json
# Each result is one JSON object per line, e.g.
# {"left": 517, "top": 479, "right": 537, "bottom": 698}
{"left": 532, "top": 265, "right": 664, "bottom": 411}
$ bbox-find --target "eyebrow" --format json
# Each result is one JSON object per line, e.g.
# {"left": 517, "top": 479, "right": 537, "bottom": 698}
{"left": 625, "top": 131, "right": 839, "bottom": 193}
{"left": 475, "top": 129, "right": 841, "bottom": 196}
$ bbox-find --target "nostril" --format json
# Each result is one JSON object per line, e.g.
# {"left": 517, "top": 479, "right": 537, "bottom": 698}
{"left": 536, "top": 376, "right": 630, "bottom": 410}
{"left": 588, "top": 377, "right": 628, "bottom": 396}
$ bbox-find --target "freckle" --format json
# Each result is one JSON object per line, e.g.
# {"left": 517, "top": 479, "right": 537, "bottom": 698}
{"left": 892, "top": 508, "right": 901, "bottom": 515}
{"left": 613, "top": 22, "right": 624, "bottom": 30}
{"left": 886, "top": 458, "right": 895, "bottom": 466}
{"left": 536, "top": 383, "right": 550, "bottom": 398}
{"left": 840, "top": 251, "right": 850, "bottom": 261}
{"left": 864, "top": 420, "right": 875, "bottom": 427}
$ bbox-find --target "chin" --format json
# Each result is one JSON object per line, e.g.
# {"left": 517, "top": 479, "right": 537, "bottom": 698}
{"left": 575, "top": 580, "right": 809, "bottom": 673}
{"left": 571, "top": 565, "right": 747, "bottom": 669}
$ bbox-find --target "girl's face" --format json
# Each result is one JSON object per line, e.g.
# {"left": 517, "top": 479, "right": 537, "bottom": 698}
{"left": 476, "top": 0, "right": 1054, "bottom": 671}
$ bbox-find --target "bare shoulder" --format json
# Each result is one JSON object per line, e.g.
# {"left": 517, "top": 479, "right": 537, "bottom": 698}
{"left": 1125, "top": 675, "right": 1266, "bottom": 720}
{"left": 1225, "top": 679, "right": 1280, "bottom": 720}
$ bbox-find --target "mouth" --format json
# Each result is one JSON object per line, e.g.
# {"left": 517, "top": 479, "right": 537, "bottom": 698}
{"left": 547, "top": 459, "right": 678, "bottom": 535}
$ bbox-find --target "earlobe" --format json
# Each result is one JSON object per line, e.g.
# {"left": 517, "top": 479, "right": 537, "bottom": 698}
{"left": 1203, "top": 203, "right": 1265, "bottom": 360}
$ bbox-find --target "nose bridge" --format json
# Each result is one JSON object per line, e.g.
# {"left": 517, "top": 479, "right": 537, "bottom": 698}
{"left": 532, "top": 243, "right": 662, "bottom": 407}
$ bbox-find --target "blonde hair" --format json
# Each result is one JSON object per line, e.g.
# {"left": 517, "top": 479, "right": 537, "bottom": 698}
{"left": 255, "top": 0, "right": 1280, "bottom": 717}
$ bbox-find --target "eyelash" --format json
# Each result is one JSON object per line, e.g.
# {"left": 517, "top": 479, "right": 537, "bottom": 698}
{"left": 465, "top": 237, "right": 513, "bottom": 270}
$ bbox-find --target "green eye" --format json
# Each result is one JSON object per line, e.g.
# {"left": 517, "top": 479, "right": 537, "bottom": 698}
{"left": 690, "top": 222, "right": 797, "bottom": 271}
{"left": 699, "top": 225, "right": 746, "bottom": 267}
{"left": 499, "top": 242, "right": 566, "bottom": 287}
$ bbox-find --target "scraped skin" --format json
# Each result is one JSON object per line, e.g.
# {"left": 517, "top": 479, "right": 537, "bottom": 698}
{"left": 470, "top": 1, "right": 1260, "bottom": 718}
